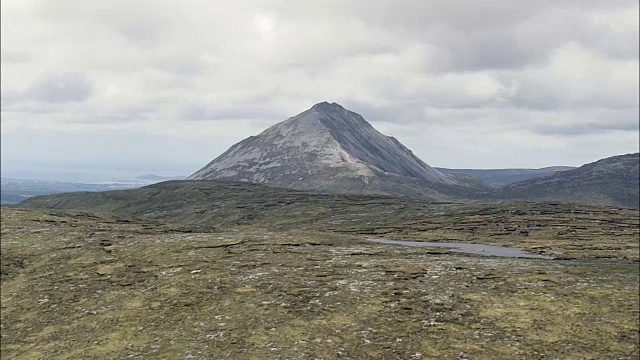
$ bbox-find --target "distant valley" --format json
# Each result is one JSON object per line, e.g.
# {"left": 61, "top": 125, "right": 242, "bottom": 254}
{"left": 435, "top": 166, "right": 575, "bottom": 188}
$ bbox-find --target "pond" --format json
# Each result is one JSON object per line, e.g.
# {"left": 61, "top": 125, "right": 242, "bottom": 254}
{"left": 367, "top": 238, "right": 554, "bottom": 259}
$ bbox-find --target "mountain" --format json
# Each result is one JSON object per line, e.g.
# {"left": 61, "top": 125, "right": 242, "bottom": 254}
{"left": 188, "top": 102, "right": 472, "bottom": 200}
{"left": 435, "top": 166, "right": 575, "bottom": 188}
{"left": 497, "top": 153, "right": 639, "bottom": 208}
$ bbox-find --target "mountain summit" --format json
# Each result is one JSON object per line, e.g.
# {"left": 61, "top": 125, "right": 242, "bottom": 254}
{"left": 188, "top": 102, "right": 458, "bottom": 199}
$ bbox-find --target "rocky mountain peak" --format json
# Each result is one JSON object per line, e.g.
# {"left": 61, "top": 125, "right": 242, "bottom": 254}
{"left": 311, "top": 101, "right": 343, "bottom": 111}
{"left": 188, "top": 102, "right": 456, "bottom": 197}
{"left": 307, "top": 101, "right": 370, "bottom": 127}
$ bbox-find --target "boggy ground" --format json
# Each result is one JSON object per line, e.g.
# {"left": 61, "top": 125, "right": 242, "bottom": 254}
{"left": 1, "top": 207, "right": 639, "bottom": 359}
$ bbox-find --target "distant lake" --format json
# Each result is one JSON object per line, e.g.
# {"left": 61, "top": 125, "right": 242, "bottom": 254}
{"left": 367, "top": 238, "right": 554, "bottom": 259}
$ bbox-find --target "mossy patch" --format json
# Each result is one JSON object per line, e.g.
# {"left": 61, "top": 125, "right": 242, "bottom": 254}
{"left": 1, "top": 207, "right": 638, "bottom": 359}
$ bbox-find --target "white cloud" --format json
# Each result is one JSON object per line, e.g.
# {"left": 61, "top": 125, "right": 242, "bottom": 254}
{"left": 0, "top": 0, "right": 638, "bottom": 178}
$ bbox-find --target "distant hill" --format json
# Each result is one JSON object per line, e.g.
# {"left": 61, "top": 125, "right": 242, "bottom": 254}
{"left": 188, "top": 102, "right": 481, "bottom": 200}
{"left": 136, "top": 174, "right": 185, "bottom": 181}
{"left": 0, "top": 175, "right": 188, "bottom": 205}
{"left": 17, "top": 179, "right": 636, "bottom": 233}
{"left": 17, "top": 180, "right": 459, "bottom": 229}
{"left": 0, "top": 178, "right": 144, "bottom": 205}
{"left": 496, "top": 153, "right": 639, "bottom": 208}
{"left": 435, "top": 167, "right": 575, "bottom": 188}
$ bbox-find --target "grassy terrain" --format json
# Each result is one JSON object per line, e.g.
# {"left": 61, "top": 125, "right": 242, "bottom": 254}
{"left": 2, "top": 202, "right": 639, "bottom": 359}
{"left": 19, "top": 180, "right": 640, "bottom": 261}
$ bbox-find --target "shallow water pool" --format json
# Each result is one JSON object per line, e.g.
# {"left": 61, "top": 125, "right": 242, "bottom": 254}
{"left": 367, "top": 238, "right": 554, "bottom": 259}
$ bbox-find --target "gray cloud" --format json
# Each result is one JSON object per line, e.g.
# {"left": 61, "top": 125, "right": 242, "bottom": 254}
{"left": 155, "top": 57, "right": 206, "bottom": 77}
{"left": 26, "top": 73, "right": 93, "bottom": 103}
{"left": 533, "top": 121, "right": 640, "bottom": 136}
{"left": 182, "top": 101, "right": 289, "bottom": 122}
{"left": 529, "top": 108, "right": 640, "bottom": 136}
{"left": 0, "top": 0, "right": 637, "bottom": 173}
{"left": 116, "top": 21, "right": 165, "bottom": 48}
{"left": 76, "top": 105, "right": 158, "bottom": 124}
{"left": 266, "top": 0, "right": 638, "bottom": 72}
{"left": 1, "top": 51, "right": 32, "bottom": 63}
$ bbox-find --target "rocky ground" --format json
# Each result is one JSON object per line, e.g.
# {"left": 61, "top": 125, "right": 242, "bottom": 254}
{"left": 1, "top": 207, "right": 639, "bottom": 359}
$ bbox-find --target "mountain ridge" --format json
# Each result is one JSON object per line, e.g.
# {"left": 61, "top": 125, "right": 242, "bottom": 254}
{"left": 496, "top": 153, "right": 639, "bottom": 208}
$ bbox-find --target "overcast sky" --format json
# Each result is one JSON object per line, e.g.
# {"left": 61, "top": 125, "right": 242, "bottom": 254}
{"left": 1, "top": 0, "right": 638, "bottom": 180}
